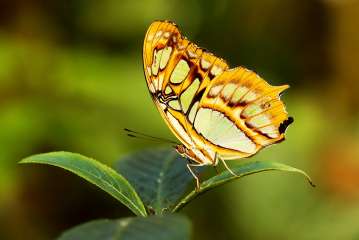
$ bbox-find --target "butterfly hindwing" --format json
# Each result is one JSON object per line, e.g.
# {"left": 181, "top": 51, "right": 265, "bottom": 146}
{"left": 195, "top": 67, "right": 290, "bottom": 159}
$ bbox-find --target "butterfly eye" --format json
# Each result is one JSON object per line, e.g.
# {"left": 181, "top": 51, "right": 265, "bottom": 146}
{"left": 175, "top": 145, "right": 186, "bottom": 154}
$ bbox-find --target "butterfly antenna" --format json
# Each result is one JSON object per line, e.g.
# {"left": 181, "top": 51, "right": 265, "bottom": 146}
{"left": 126, "top": 133, "right": 170, "bottom": 144}
{"left": 124, "top": 128, "right": 179, "bottom": 145}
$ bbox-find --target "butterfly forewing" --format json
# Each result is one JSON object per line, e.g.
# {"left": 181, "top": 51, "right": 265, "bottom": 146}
{"left": 143, "top": 21, "right": 229, "bottom": 164}
{"left": 143, "top": 20, "right": 292, "bottom": 164}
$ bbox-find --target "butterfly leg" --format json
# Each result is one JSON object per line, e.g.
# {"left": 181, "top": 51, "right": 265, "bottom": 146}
{"left": 186, "top": 163, "right": 201, "bottom": 191}
{"left": 213, "top": 152, "right": 220, "bottom": 174}
{"left": 213, "top": 165, "right": 219, "bottom": 174}
{"left": 219, "top": 156, "right": 238, "bottom": 177}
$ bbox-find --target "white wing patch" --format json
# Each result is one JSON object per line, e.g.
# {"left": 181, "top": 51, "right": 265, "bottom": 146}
{"left": 241, "top": 103, "right": 263, "bottom": 118}
{"left": 160, "top": 46, "right": 172, "bottom": 70}
{"left": 221, "top": 83, "right": 238, "bottom": 100}
{"left": 242, "top": 91, "right": 257, "bottom": 102}
{"left": 210, "top": 65, "right": 224, "bottom": 76}
{"left": 165, "top": 85, "right": 172, "bottom": 94}
{"left": 248, "top": 114, "right": 271, "bottom": 128}
{"left": 259, "top": 125, "right": 278, "bottom": 138}
{"left": 170, "top": 59, "right": 190, "bottom": 83}
{"left": 209, "top": 84, "right": 224, "bottom": 97}
{"left": 148, "top": 83, "right": 155, "bottom": 93}
{"left": 200, "top": 58, "right": 211, "bottom": 70}
{"left": 194, "top": 108, "right": 256, "bottom": 153}
{"left": 188, "top": 101, "right": 199, "bottom": 123}
{"left": 230, "top": 86, "right": 248, "bottom": 103}
{"left": 151, "top": 49, "right": 163, "bottom": 76}
{"left": 180, "top": 78, "right": 200, "bottom": 113}
{"left": 168, "top": 100, "right": 181, "bottom": 111}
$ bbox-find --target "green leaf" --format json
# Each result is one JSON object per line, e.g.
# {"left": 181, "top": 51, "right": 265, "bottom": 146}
{"left": 114, "top": 148, "right": 204, "bottom": 215}
{"left": 57, "top": 214, "right": 191, "bottom": 240}
{"left": 19, "top": 151, "right": 147, "bottom": 217}
{"left": 173, "top": 160, "right": 315, "bottom": 212}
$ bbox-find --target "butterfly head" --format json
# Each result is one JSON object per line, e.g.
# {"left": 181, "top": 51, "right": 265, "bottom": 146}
{"left": 175, "top": 144, "right": 198, "bottom": 163}
{"left": 175, "top": 144, "right": 188, "bottom": 156}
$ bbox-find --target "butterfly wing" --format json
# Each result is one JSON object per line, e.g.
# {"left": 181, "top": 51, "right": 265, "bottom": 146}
{"left": 143, "top": 20, "right": 229, "bottom": 163}
{"left": 143, "top": 20, "right": 292, "bottom": 164}
{"left": 194, "top": 67, "right": 292, "bottom": 160}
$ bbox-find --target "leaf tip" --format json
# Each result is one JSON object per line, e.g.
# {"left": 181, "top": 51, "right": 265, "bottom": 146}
{"left": 18, "top": 157, "right": 32, "bottom": 164}
{"left": 308, "top": 179, "right": 316, "bottom": 188}
{"left": 298, "top": 169, "right": 315, "bottom": 188}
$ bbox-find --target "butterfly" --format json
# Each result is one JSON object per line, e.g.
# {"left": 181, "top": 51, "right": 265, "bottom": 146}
{"left": 143, "top": 20, "right": 293, "bottom": 189}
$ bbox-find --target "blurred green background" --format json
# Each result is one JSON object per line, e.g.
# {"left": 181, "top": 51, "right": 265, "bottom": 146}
{"left": 1, "top": 0, "right": 359, "bottom": 239}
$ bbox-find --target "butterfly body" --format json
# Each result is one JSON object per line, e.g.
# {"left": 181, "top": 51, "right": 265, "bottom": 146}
{"left": 143, "top": 20, "right": 292, "bottom": 172}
